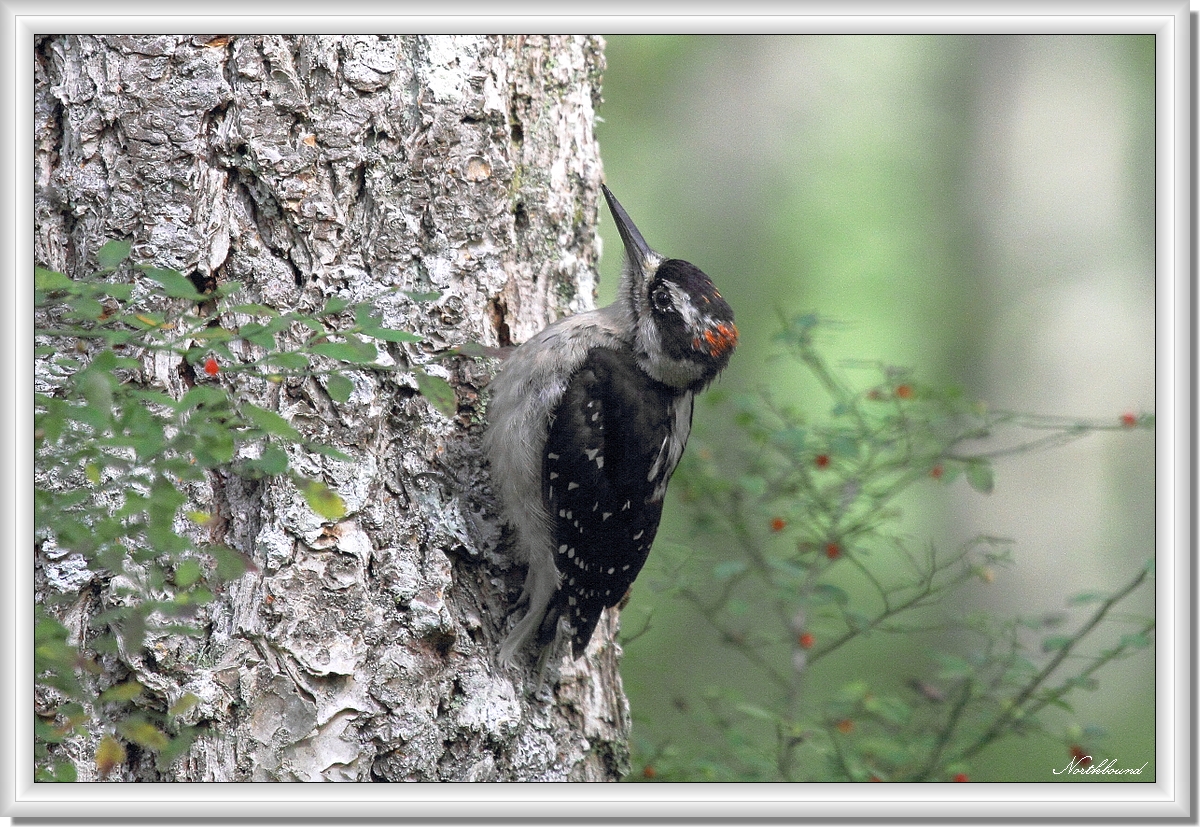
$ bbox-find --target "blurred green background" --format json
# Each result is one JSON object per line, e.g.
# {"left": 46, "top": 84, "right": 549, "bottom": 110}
{"left": 593, "top": 35, "right": 1156, "bottom": 782}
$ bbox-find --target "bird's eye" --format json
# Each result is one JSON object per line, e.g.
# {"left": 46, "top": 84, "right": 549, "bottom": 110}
{"left": 650, "top": 285, "right": 673, "bottom": 313}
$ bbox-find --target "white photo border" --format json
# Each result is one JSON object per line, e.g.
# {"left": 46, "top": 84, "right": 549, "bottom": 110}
{"left": 3, "top": 1, "right": 1190, "bottom": 819}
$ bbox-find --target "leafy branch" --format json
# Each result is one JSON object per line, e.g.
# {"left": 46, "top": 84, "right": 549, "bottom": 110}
{"left": 34, "top": 240, "right": 448, "bottom": 781}
{"left": 628, "top": 313, "right": 1154, "bottom": 783}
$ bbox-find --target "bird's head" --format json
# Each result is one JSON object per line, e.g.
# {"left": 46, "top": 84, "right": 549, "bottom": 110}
{"left": 603, "top": 185, "right": 737, "bottom": 390}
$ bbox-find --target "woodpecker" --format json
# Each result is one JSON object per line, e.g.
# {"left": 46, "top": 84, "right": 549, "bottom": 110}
{"left": 484, "top": 185, "right": 737, "bottom": 666}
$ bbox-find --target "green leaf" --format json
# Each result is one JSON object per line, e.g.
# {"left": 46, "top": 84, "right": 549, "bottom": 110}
{"left": 268, "top": 351, "right": 310, "bottom": 372}
{"left": 77, "top": 367, "right": 115, "bottom": 426}
{"left": 300, "top": 479, "right": 346, "bottom": 521}
{"left": 191, "top": 326, "right": 235, "bottom": 344}
{"left": 213, "top": 280, "right": 243, "bottom": 298}
{"left": 168, "top": 693, "right": 201, "bottom": 718}
{"left": 403, "top": 290, "right": 442, "bottom": 302}
{"left": 35, "top": 614, "right": 71, "bottom": 645}
{"left": 321, "top": 296, "right": 353, "bottom": 316}
{"left": 66, "top": 293, "right": 104, "bottom": 319}
{"left": 155, "top": 727, "right": 200, "bottom": 770}
{"left": 191, "top": 419, "right": 236, "bottom": 467}
{"left": 325, "top": 374, "right": 354, "bottom": 404}
{"left": 35, "top": 266, "right": 74, "bottom": 291}
{"left": 185, "top": 588, "right": 214, "bottom": 607}
{"left": 1041, "top": 635, "right": 1072, "bottom": 652}
{"left": 59, "top": 702, "right": 87, "bottom": 724}
{"left": 306, "top": 442, "right": 354, "bottom": 463}
{"left": 178, "top": 384, "right": 227, "bottom": 412}
{"left": 863, "top": 695, "right": 912, "bottom": 726}
{"left": 362, "top": 326, "right": 423, "bottom": 343}
{"left": 97, "top": 240, "right": 132, "bottom": 270}
{"left": 237, "top": 322, "right": 276, "bottom": 349}
{"left": 140, "top": 267, "right": 204, "bottom": 300}
{"left": 965, "top": 461, "right": 994, "bottom": 494}
{"left": 810, "top": 583, "right": 850, "bottom": 607}
{"left": 415, "top": 369, "right": 456, "bottom": 418}
{"left": 117, "top": 717, "right": 170, "bottom": 751}
{"left": 100, "top": 681, "right": 143, "bottom": 703}
{"left": 1068, "top": 591, "right": 1108, "bottom": 606}
{"left": 101, "top": 282, "right": 135, "bottom": 302}
{"left": 47, "top": 760, "right": 78, "bottom": 782}
{"left": 248, "top": 443, "right": 290, "bottom": 476}
{"left": 35, "top": 717, "right": 68, "bottom": 745}
{"left": 128, "top": 310, "right": 167, "bottom": 330}
{"left": 311, "top": 339, "right": 378, "bottom": 364}
{"left": 353, "top": 303, "right": 377, "bottom": 328}
{"left": 96, "top": 733, "right": 126, "bottom": 775}
{"left": 835, "top": 680, "right": 871, "bottom": 704}
{"left": 1119, "top": 632, "right": 1152, "bottom": 650}
{"left": 241, "top": 404, "right": 300, "bottom": 440}
{"left": 174, "top": 559, "right": 203, "bottom": 589}
{"left": 735, "top": 703, "right": 779, "bottom": 723}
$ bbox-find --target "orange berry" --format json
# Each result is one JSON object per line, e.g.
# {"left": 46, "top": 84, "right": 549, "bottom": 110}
{"left": 642, "top": 765, "right": 657, "bottom": 779}
{"left": 930, "top": 464, "right": 944, "bottom": 479}
{"left": 836, "top": 718, "right": 854, "bottom": 734}
{"left": 204, "top": 357, "right": 219, "bottom": 376}
{"left": 771, "top": 517, "right": 786, "bottom": 532}
{"left": 798, "top": 632, "right": 815, "bottom": 649}
{"left": 895, "top": 384, "right": 913, "bottom": 399}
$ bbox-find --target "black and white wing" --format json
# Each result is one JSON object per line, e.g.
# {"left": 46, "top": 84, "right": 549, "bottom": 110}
{"left": 540, "top": 345, "right": 694, "bottom": 656}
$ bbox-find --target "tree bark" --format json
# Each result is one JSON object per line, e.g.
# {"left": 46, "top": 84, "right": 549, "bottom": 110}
{"left": 34, "top": 34, "right": 631, "bottom": 782}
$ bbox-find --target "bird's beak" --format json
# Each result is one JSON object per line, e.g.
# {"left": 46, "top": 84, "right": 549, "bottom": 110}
{"left": 602, "top": 185, "right": 654, "bottom": 274}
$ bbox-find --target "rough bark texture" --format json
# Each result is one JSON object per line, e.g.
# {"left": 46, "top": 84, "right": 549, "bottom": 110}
{"left": 34, "top": 34, "right": 631, "bottom": 782}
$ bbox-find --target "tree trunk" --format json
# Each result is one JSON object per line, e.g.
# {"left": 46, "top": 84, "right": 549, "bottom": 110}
{"left": 34, "top": 34, "right": 631, "bottom": 782}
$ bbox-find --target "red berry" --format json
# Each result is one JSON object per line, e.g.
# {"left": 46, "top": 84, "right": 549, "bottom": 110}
{"left": 953, "top": 773, "right": 969, "bottom": 782}
{"left": 204, "top": 357, "right": 219, "bottom": 376}
{"left": 930, "top": 464, "right": 944, "bottom": 479}
{"left": 798, "top": 632, "right": 815, "bottom": 649}
{"left": 825, "top": 542, "right": 840, "bottom": 560}
{"left": 836, "top": 718, "right": 854, "bottom": 734}
{"left": 771, "top": 517, "right": 786, "bottom": 532}
{"left": 1120, "top": 412, "right": 1137, "bottom": 427}
{"left": 642, "top": 765, "right": 657, "bottom": 779}
{"left": 895, "top": 384, "right": 913, "bottom": 399}
{"left": 1069, "top": 745, "right": 1092, "bottom": 766}
{"left": 815, "top": 454, "right": 830, "bottom": 469}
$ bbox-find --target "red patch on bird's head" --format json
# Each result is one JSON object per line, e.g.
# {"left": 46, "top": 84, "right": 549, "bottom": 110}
{"left": 694, "top": 322, "right": 738, "bottom": 358}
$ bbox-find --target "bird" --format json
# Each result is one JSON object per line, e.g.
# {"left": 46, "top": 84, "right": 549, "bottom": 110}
{"left": 483, "top": 184, "right": 737, "bottom": 666}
